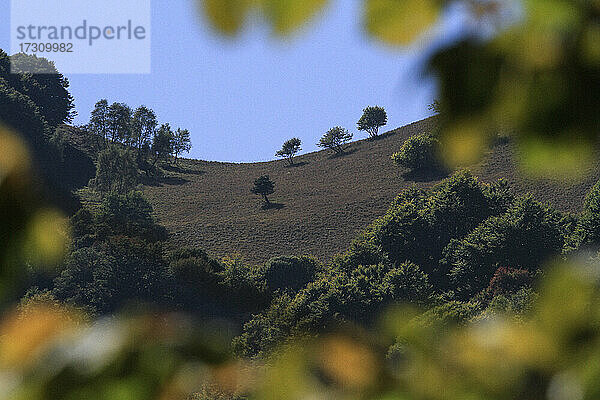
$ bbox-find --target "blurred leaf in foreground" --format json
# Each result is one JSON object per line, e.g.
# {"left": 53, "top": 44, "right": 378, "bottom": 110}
{"left": 196, "top": 0, "right": 599, "bottom": 180}
{"left": 364, "top": 0, "right": 442, "bottom": 45}
{"left": 199, "top": 0, "right": 255, "bottom": 36}
{"left": 198, "top": 0, "right": 329, "bottom": 37}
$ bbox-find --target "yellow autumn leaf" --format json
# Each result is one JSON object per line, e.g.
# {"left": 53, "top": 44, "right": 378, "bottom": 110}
{"left": 364, "top": 0, "right": 441, "bottom": 46}
{"left": 199, "top": 0, "right": 255, "bottom": 36}
{"left": 0, "top": 305, "right": 79, "bottom": 370}
{"left": 318, "top": 336, "right": 378, "bottom": 389}
{"left": 262, "top": 0, "right": 330, "bottom": 35}
{"left": 23, "top": 208, "right": 70, "bottom": 266}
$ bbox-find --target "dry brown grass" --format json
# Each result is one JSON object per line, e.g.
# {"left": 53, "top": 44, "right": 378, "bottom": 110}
{"left": 142, "top": 117, "right": 600, "bottom": 266}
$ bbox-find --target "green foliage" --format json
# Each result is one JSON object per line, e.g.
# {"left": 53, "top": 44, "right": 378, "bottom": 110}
{"left": 94, "top": 145, "right": 138, "bottom": 193}
{"left": 391, "top": 131, "right": 441, "bottom": 171}
{"left": 219, "top": 255, "right": 269, "bottom": 313}
{"left": 258, "top": 256, "right": 319, "bottom": 295}
{"left": 251, "top": 175, "right": 275, "bottom": 204}
{"left": 172, "top": 128, "right": 192, "bottom": 163}
{"left": 167, "top": 251, "right": 269, "bottom": 319}
{"left": 429, "top": 5, "right": 600, "bottom": 175}
{"left": 357, "top": 106, "right": 387, "bottom": 137}
{"left": 95, "top": 191, "right": 167, "bottom": 243}
{"left": 152, "top": 123, "right": 174, "bottom": 165}
{"left": 566, "top": 180, "right": 600, "bottom": 251}
{"left": 2, "top": 51, "right": 76, "bottom": 128}
{"left": 275, "top": 137, "right": 302, "bottom": 165}
{"left": 168, "top": 249, "right": 222, "bottom": 293}
{"left": 2, "top": 0, "right": 600, "bottom": 396}
{"left": 478, "top": 286, "right": 537, "bottom": 320}
{"left": 87, "top": 101, "right": 191, "bottom": 174}
{"left": 87, "top": 100, "right": 192, "bottom": 172}
{"left": 11, "top": 262, "right": 600, "bottom": 399}
{"left": 364, "top": 0, "right": 441, "bottom": 45}
{"left": 234, "top": 261, "right": 432, "bottom": 357}
{"left": 88, "top": 99, "right": 109, "bottom": 148}
{"left": 317, "top": 126, "right": 353, "bottom": 154}
{"left": 190, "top": 385, "right": 244, "bottom": 400}
{"left": 416, "top": 299, "right": 480, "bottom": 327}
{"left": 0, "top": 70, "right": 85, "bottom": 212}
{"left": 444, "top": 195, "right": 565, "bottom": 298}
{"left": 106, "top": 102, "right": 132, "bottom": 144}
{"left": 0, "top": 54, "right": 85, "bottom": 297}
{"left": 483, "top": 266, "right": 534, "bottom": 300}
{"left": 131, "top": 105, "right": 158, "bottom": 151}
{"left": 54, "top": 237, "right": 172, "bottom": 315}
{"left": 361, "top": 171, "right": 513, "bottom": 287}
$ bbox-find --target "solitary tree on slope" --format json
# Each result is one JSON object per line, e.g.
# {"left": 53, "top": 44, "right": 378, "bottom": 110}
{"left": 357, "top": 106, "right": 387, "bottom": 138}
{"left": 251, "top": 175, "right": 275, "bottom": 206}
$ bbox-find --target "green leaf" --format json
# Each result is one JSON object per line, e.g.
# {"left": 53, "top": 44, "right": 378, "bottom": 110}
{"left": 199, "top": 0, "right": 255, "bottom": 36}
{"left": 262, "top": 0, "right": 330, "bottom": 35}
{"left": 518, "top": 137, "right": 592, "bottom": 179}
{"left": 364, "top": 0, "right": 441, "bottom": 45}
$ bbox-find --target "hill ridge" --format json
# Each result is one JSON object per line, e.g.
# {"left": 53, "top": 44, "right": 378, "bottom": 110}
{"left": 141, "top": 117, "right": 600, "bottom": 265}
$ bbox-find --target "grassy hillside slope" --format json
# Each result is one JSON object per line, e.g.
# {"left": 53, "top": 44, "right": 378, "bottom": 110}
{"left": 142, "top": 117, "right": 600, "bottom": 265}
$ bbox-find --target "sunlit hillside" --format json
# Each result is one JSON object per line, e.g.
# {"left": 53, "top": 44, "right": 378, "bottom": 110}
{"left": 140, "top": 117, "right": 600, "bottom": 265}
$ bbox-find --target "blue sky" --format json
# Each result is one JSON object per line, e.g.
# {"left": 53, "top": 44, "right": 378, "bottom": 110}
{"left": 2, "top": 1, "right": 466, "bottom": 162}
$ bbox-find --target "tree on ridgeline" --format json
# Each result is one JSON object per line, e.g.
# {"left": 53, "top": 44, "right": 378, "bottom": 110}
{"left": 88, "top": 99, "right": 109, "bottom": 145}
{"left": 131, "top": 106, "right": 157, "bottom": 152}
{"left": 317, "top": 126, "right": 353, "bottom": 155}
{"left": 357, "top": 106, "right": 387, "bottom": 138}
{"left": 106, "top": 102, "right": 132, "bottom": 144}
{"left": 251, "top": 175, "right": 275, "bottom": 206}
{"left": 152, "top": 123, "right": 174, "bottom": 166}
{"left": 5, "top": 52, "right": 76, "bottom": 128}
{"left": 275, "top": 137, "right": 301, "bottom": 166}
{"left": 172, "top": 128, "right": 192, "bottom": 164}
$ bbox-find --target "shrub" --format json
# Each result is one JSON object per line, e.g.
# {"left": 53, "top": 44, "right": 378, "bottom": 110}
{"left": 219, "top": 256, "right": 268, "bottom": 313}
{"left": 417, "top": 300, "right": 480, "bottom": 327}
{"left": 169, "top": 248, "right": 222, "bottom": 288}
{"left": 96, "top": 191, "right": 167, "bottom": 242}
{"left": 391, "top": 132, "right": 441, "bottom": 171}
{"left": 258, "top": 256, "right": 319, "bottom": 295}
{"left": 382, "top": 262, "right": 433, "bottom": 305}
